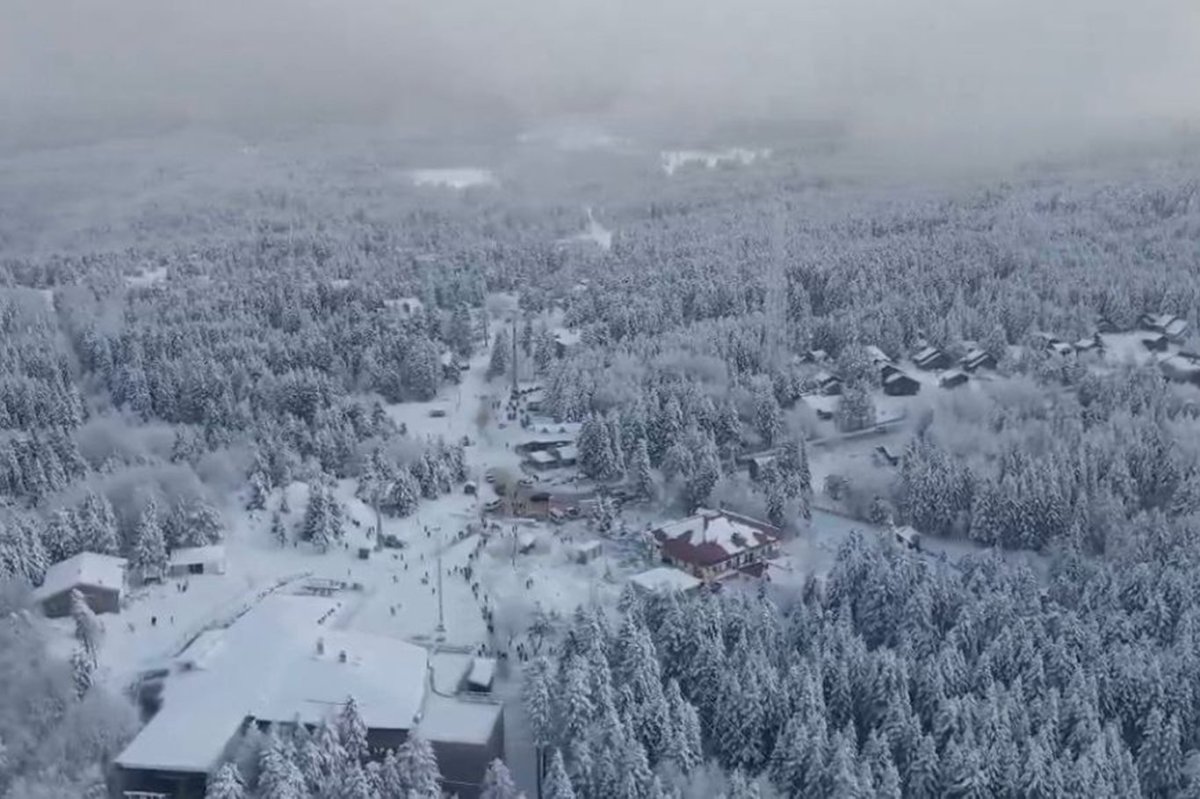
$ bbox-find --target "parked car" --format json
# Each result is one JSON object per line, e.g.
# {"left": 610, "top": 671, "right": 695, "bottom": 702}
{"left": 519, "top": 477, "right": 535, "bottom": 488}
{"left": 483, "top": 499, "right": 503, "bottom": 513}
{"left": 429, "top": 408, "right": 447, "bottom": 418}
{"left": 566, "top": 506, "right": 581, "bottom": 519}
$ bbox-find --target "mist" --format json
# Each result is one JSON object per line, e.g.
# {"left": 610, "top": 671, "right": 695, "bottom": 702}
{"left": 3, "top": 0, "right": 1200, "bottom": 163}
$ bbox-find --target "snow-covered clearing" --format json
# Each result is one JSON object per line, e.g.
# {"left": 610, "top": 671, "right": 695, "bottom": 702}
{"left": 125, "top": 266, "right": 167, "bottom": 288}
{"left": 410, "top": 168, "right": 497, "bottom": 189}
{"left": 661, "top": 147, "right": 771, "bottom": 176}
{"left": 560, "top": 207, "right": 613, "bottom": 250}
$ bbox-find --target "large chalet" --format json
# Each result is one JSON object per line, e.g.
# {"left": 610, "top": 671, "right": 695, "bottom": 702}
{"left": 651, "top": 508, "right": 781, "bottom": 582}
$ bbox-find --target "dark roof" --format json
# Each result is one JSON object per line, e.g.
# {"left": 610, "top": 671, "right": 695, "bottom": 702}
{"left": 653, "top": 509, "right": 780, "bottom": 568}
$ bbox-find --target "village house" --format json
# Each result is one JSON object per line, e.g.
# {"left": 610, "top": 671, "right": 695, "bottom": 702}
{"left": 1160, "top": 354, "right": 1200, "bottom": 386}
{"left": 651, "top": 508, "right": 781, "bottom": 582}
{"left": 864, "top": 345, "right": 892, "bottom": 366}
{"left": 961, "top": 348, "right": 996, "bottom": 372}
{"left": 940, "top": 370, "right": 969, "bottom": 390}
{"left": 34, "top": 552, "right": 127, "bottom": 618}
{"left": 813, "top": 371, "right": 843, "bottom": 396}
{"left": 1074, "top": 334, "right": 1104, "bottom": 355}
{"left": 1142, "top": 334, "right": 1169, "bottom": 352}
{"left": 1140, "top": 312, "right": 1190, "bottom": 342}
{"left": 111, "top": 595, "right": 504, "bottom": 799}
{"left": 882, "top": 366, "right": 921, "bottom": 397}
{"left": 167, "top": 545, "right": 226, "bottom": 578}
{"left": 913, "top": 346, "right": 951, "bottom": 371}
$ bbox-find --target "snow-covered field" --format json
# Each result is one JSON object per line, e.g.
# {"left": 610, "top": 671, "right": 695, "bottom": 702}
{"left": 560, "top": 207, "right": 613, "bottom": 250}
{"left": 409, "top": 168, "right": 497, "bottom": 189}
{"left": 661, "top": 147, "right": 771, "bottom": 176}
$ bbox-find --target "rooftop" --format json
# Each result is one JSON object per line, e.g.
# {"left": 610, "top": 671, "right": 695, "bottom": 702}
{"left": 115, "top": 594, "right": 429, "bottom": 774}
{"left": 628, "top": 566, "right": 702, "bottom": 593}
{"left": 416, "top": 693, "right": 502, "bottom": 746}
{"left": 33, "top": 552, "right": 127, "bottom": 602}
{"left": 653, "top": 508, "right": 779, "bottom": 568}
{"left": 168, "top": 544, "right": 226, "bottom": 566}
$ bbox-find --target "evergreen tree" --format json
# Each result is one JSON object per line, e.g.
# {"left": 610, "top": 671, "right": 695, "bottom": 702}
{"left": 395, "top": 734, "right": 441, "bottom": 798}
{"left": 480, "top": 758, "right": 522, "bottom": 799}
{"left": 631, "top": 438, "right": 655, "bottom": 500}
{"left": 206, "top": 763, "right": 246, "bottom": 799}
{"left": 338, "top": 697, "right": 369, "bottom": 762}
{"left": 69, "top": 645, "right": 94, "bottom": 698}
{"left": 448, "top": 305, "right": 475, "bottom": 359}
{"left": 131, "top": 499, "right": 168, "bottom": 583}
{"left": 488, "top": 327, "right": 511, "bottom": 380}
{"left": 271, "top": 511, "right": 288, "bottom": 546}
{"left": 258, "top": 730, "right": 306, "bottom": 799}
{"left": 753, "top": 383, "right": 783, "bottom": 446}
{"left": 543, "top": 749, "right": 576, "bottom": 799}
{"left": 835, "top": 383, "right": 875, "bottom": 432}
{"left": 70, "top": 588, "right": 102, "bottom": 663}
{"left": 247, "top": 472, "right": 269, "bottom": 511}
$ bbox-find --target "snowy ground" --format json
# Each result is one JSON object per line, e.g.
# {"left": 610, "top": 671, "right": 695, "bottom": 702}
{"left": 409, "top": 168, "right": 498, "bottom": 189}
{"left": 559, "top": 207, "right": 613, "bottom": 251}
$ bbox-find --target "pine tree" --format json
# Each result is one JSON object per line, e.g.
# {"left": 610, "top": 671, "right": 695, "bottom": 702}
{"left": 206, "top": 762, "right": 246, "bottom": 799}
{"left": 753, "top": 383, "right": 783, "bottom": 446}
{"left": 338, "top": 697, "right": 369, "bottom": 762}
{"left": 1138, "top": 708, "right": 1182, "bottom": 798}
{"left": 247, "top": 472, "right": 269, "bottom": 511}
{"left": 303, "top": 483, "right": 331, "bottom": 551}
{"left": 132, "top": 499, "right": 168, "bottom": 583}
{"left": 395, "top": 733, "right": 441, "bottom": 798}
{"left": 70, "top": 588, "right": 102, "bottom": 662}
{"left": 488, "top": 327, "right": 511, "bottom": 380}
{"left": 258, "top": 730, "right": 306, "bottom": 799}
{"left": 480, "top": 758, "right": 522, "bottom": 799}
{"left": 448, "top": 305, "right": 475, "bottom": 359}
{"left": 70, "top": 645, "right": 94, "bottom": 698}
{"left": 631, "top": 438, "right": 655, "bottom": 500}
{"left": 905, "top": 734, "right": 940, "bottom": 799}
{"left": 543, "top": 749, "right": 576, "bottom": 799}
{"left": 271, "top": 512, "right": 287, "bottom": 547}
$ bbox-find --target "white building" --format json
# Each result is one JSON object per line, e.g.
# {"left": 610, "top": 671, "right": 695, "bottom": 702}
{"left": 167, "top": 545, "right": 226, "bottom": 577}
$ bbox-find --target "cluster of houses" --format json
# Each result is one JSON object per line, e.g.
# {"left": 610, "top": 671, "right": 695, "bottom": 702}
{"left": 517, "top": 423, "right": 580, "bottom": 472}
{"left": 111, "top": 593, "right": 504, "bottom": 799}
{"left": 803, "top": 341, "right": 998, "bottom": 399}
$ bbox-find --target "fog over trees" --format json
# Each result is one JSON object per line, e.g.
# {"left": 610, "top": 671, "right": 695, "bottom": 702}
{"left": 2, "top": 1, "right": 1200, "bottom": 797}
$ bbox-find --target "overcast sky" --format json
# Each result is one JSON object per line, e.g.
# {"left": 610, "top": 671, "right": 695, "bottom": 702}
{"left": 3, "top": 0, "right": 1199, "bottom": 158}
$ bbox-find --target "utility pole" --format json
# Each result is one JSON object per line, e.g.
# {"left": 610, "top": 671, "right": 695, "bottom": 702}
{"left": 435, "top": 527, "right": 445, "bottom": 639}
{"left": 511, "top": 315, "right": 520, "bottom": 397}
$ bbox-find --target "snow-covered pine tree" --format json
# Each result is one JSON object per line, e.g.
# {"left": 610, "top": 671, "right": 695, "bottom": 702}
{"left": 631, "top": 438, "right": 655, "bottom": 500}
{"left": 70, "top": 588, "right": 102, "bottom": 663}
{"left": 69, "top": 645, "right": 94, "bottom": 699}
{"left": 753, "top": 382, "right": 783, "bottom": 446}
{"left": 395, "top": 733, "right": 441, "bottom": 797}
{"left": 338, "top": 697, "right": 369, "bottom": 762}
{"left": 271, "top": 511, "right": 287, "bottom": 547}
{"left": 205, "top": 762, "right": 245, "bottom": 799}
{"left": 479, "top": 758, "right": 522, "bottom": 799}
{"left": 131, "top": 499, "right": 168, "bottom": 583}
{"left": 488, "top": 327, "right": 511, "bottom": 380}
{"left": 247, "top": 472, "right": 269, "bottom": 511}
{"left": 543, "top": 749, "right": 576, "bottom": 799}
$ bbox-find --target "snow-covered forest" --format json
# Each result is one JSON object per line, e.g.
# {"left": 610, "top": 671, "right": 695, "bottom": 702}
{"left": 2, "top": 127, "right": 1200, "bottom": 799}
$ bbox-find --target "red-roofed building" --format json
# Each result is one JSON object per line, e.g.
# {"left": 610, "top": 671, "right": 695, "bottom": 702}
{"left": 651, "top": 508, "right": 781, "bottom": 582}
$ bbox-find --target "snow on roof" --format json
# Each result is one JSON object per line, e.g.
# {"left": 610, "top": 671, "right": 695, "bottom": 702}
{"left": 576, "top": 540, "right": 603, "bottom": 554}
{"left": 117, "top": 594, "right": 337, "bottom": 773}
{"left": 169, "top": 545, "right": 226, "bottom": 566}
{"left": 1166, "top": 318, "right": 1190, "bottom": 336}
{"left": 555, "top": 445, "right": 579, "bottom": 460}
{"left": 416, "top": 693, "right": 502, "bottom": 746}
{"left": 517, "top": 532, "right": 538, "bottom": 549}
{"left": 116, "top": 594, "right": 429, "bottom": 773}
{"left": 33, "top": 552, "right": 126, "bottom": 602}
{"left": 865, "top": 345, "right": 891, "bottom": 363}
{"left": 914, "top": 346, "right": 940, "bottom": 362}
{"left": 884, "top": 371, "right": 915, "bottom": 385}
{"left": 653, "top": 509, "right": 779, "bottom": 567}
{"left": 552, "top": 328, "right": 582, "bottom": 346}
{"left": 467, "top": 657, "right": 496, "bottom": 689}
{"left": 430, "top": 650, "right": 474, "bottom": 695}
{"left": 253, "top": 630, "right": 428, "bottom": 729}
{"left": 527, "top": 450, "right": 557, "bottom": 464}
{"left": 629, "top": 567, "right": 702, "bottom": 594}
